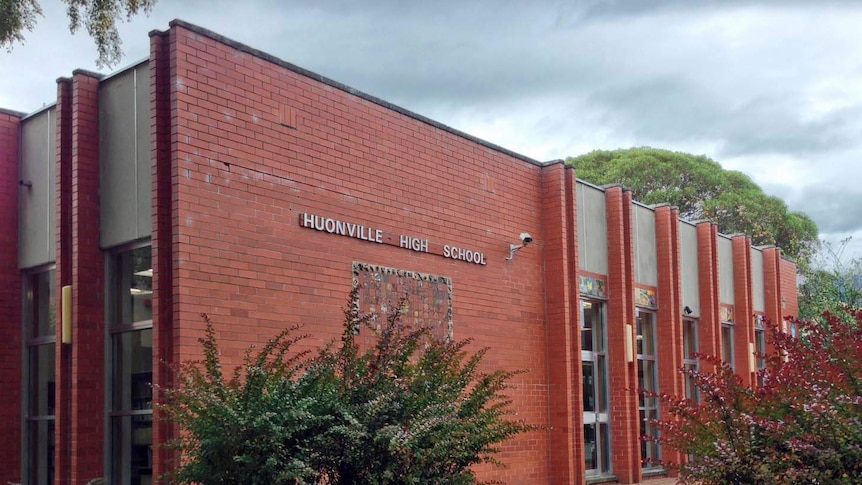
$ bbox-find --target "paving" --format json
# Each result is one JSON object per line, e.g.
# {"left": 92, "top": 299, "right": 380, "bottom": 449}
{"left": 638, "top": 477, "right": 680, "bottom": 485}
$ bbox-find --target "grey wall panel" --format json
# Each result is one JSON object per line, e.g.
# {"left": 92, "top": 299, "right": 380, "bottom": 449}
{"left": 135, "top": 64, "right": 152, "bottom": 237}
{"left": 751, "top": 248, "right": 765, "bottom": 312}
{"left": 680, "top": 222, "right": 700, "bottom": 317}
{"left": 100, "top": 63, "right": 152, "bottom": 247}
{"left": 633, "top": 205, "right": 657, "bottom": 287}
{"left": 718, "top": 236, "right": 734, "bottom": 305}
{"left": 577, "top": 182, "right": 608, "bottom": 275}
{"left": 19, "top": 108, "right": 56, "bottom": 268}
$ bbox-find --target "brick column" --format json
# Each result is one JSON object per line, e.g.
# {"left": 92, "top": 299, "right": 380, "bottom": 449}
{"left": 762, "top": 247, "right": 783, "bottom": 340}
{"left": 68, "top": 70, "right": 105, "bottom": 484}
{"left": 654, "top": 205, "right": 681, "bottom": 470}
{"left": 605, "top": 186, "right": 639, "bottom": 484}
{"left": 696, "top": 222, "right": 720, "bottom": 368}
{"left": 541, "top": 162, "right": 580, "bottom": 484}
{"left": 55, "top": 76, "right": 75, "bottom": 484}
{"left": 779, "top": 258, "right": 798, "bottom": 320}
{"left": 150, "top": 27, "right": 177, "bottom": 481}
{"left": 0, "top": 108, "right": 25, "bottom": 485}
{"left": 732, "top": 236, "right": 754, "bottom": 386}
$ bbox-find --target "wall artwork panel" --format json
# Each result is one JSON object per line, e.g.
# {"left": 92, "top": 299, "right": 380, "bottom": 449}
{"left": 352, "top": 262, "right": 453, "bottom": 341}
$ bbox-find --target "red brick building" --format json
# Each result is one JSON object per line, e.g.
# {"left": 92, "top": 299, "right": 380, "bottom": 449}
{"left": 0, "top": 20, "right": 798, "bottom": 485}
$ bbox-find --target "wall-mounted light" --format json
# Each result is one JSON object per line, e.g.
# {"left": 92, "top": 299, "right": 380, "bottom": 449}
{"left": 61, "top": 285, "right": 72, "bottom": 344}
{"left": 625, "top": 324, "right": 634, "bottom": 363}
{"left": 19, "top": 180, "right": 32, "bottom": 188}
{"left": 506, "top": 232, "right": 533, "bottom": 260}
{"left": 683, "top": 306, "right": 693, "bottom": 315}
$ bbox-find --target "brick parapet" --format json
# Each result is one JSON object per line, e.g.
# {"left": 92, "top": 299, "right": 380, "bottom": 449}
{"left": 0, "top": 108, "right": 23, "bottom": 485}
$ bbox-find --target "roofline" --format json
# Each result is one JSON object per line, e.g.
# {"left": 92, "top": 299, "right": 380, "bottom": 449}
{"left": 166, "top": 19, "right": 547, "bottom": 167}
{"left": 0, "top": 107, "right": 28, "bottom": 118}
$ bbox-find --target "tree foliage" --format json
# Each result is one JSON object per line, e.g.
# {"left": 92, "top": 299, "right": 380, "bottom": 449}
{"left": 160, "top": 292, "right": 533, "bottom": 484}
{"left": 567, "top": 147, "right": 819, "bottom": 270}
{"left": 0, "top": 0, "right": 156, "bottom": 67}
{"left": 644, "top": 312, "right": 862, "bottom": 484}
{"left": 799, "top": 237, "right": 862, "bottom": 324}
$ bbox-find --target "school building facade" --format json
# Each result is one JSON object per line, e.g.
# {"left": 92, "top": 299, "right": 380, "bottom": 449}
{"left": 0, "top": 20, "right": 798, "bottom": 485}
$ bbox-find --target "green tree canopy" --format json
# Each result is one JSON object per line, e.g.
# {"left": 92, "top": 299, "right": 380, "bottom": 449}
{"left": 567, "top": 147, "right": 819, "bottom": 270}
{"left": 1, "top": 0, "right": 156, "bottom": 67}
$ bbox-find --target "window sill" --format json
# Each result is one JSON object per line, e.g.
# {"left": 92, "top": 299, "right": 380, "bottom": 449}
{"left": 586, "top": 474, "right": 618, "bottom": 484}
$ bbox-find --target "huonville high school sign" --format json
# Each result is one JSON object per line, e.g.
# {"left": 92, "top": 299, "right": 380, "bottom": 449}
{"left": 299, "top": 212, "right": 488, "bottom": 265}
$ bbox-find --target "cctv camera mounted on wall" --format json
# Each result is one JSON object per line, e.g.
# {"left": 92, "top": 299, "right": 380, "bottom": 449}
{"left": 507, "top": 233, "right": 533, "bottom": 260}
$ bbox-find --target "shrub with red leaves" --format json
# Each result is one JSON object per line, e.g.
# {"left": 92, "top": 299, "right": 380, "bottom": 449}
{"left": 644, "top": 310, "right": 862, "bottom": 485}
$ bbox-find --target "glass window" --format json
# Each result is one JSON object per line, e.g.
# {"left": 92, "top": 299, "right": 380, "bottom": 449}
{"left": 721, "top": 322, "right": 734, "bottom": 370}
{"left": 755, "top": 317, "right": 766, "bottom": 386}
{"left": 109, "top": 245, "right": 153, "bottom": 485}
{"left": 581, "top": 300, "right": 611, "bottom": 476}
{"left": 683, "top": 319, "right": 699, "bottom": 401}
{"left": 25, "top": 268, "right": 56, "bottom": 485}
{"left": 113, "top": 246, "right": 153, "bottom": 327}
{"left": 637, "top": 309, "right": 660, "bottom": 468}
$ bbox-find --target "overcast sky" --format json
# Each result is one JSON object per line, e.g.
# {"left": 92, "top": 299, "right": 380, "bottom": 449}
{"left": 2, "top": 0, "right": 861, "bottom": 263}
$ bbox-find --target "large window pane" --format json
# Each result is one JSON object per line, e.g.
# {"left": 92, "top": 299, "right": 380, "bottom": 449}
{"left": 25, "top": 268, "right": 56, "bottom": 485}
{"left": 582, "top": 299, "right": 611, "bottom": 475}
{"left": 721, "top": 324, "right": 734, "bottom": 369}
{"left": 583, "top": 361, "right": 595, "bottom": 412}
{"left": 113, "top": 328, "right": 153, "bottom": 411}
{"left": 27, "top": 420, "right": 55, "bottom": 485}
{"left": 637, "top": 310, "right": 660, "bottom": 468}
{"left": 29, "top": 270, "right": 56, "bottom": 339}
{"left": 112, "top": 414, "right": 153, "bottom": 485}
{"left": 114, "top": 246, "right": 153, "bottom": 326}
{"left": 584, "top": 423, "right": 597, "bottom": 471}
{"left": 111, "top": 245, "right": 154, "bottom": 485}
{"left": 29, "top": 343, "right": 55, "bottom": 416}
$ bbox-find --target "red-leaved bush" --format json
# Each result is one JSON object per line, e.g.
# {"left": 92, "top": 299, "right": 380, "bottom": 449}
{"left": 644, "top": 310, "right": 862, "bottom": 484}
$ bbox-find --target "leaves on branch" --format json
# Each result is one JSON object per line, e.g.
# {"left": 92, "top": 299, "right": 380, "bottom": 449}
{"left": 1, "top": 0, "right": 156, "bottom": 67}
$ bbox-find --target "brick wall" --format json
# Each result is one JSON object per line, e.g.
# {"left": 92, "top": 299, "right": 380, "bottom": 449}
{"left": 161, "top": 21, "right": 551, "bottom": 483}
{"left": 0, "top": 109, "right": 23, "bottom": 485}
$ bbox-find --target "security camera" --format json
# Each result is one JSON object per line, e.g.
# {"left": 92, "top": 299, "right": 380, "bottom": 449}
{"left": 520, "top": 233, "right": 533, "bottom": 245}
{"left": 507, "top": 233, "right": 534, "bottom": 260}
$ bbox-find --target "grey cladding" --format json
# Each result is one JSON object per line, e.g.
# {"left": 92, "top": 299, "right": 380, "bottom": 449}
{"left": 18, "top": 107, "right": 56, "bottom": 268}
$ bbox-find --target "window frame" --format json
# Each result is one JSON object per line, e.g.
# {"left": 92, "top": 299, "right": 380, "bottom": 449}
{"left": 682, "top": 318, "right": 699, "bottom": 402}
{"left": 580, "top": 299, "right": 612, "bottom": 477}
{"left": 636, "top": 308, "right": 661, "bottom": 469}
{"left": 22, "top": 265, "right": 57, "bottom": 485}
{"left": 105, "top": 241, "right": 153, "bottom": 485}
